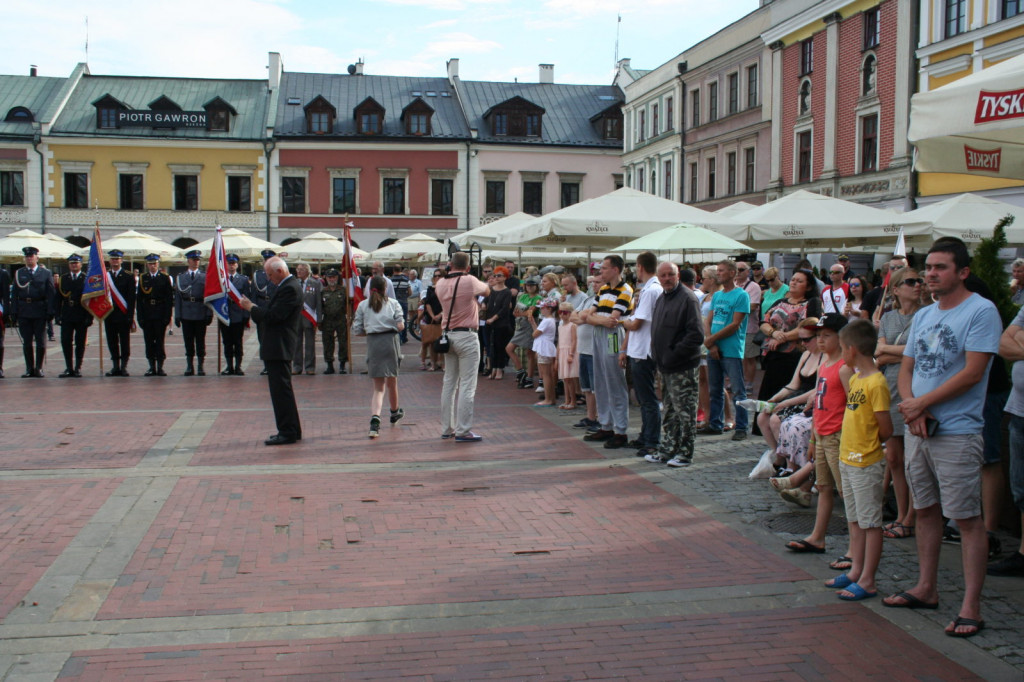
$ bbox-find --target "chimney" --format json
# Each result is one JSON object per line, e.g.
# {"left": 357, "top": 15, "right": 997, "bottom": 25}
{"left": 29, "top": 65, "right": 37, "bottom": 77}
{"left": 447, "top": 58, "right": 460, "bottom": 82}
{"left": 354, "top": 59, "right": 364, "bottom": 76}
{"left": 539, "top": 64, "right": 554, "bottom": 84}
{"left": 268, "top": 52, "right": 282, "bottom": 89}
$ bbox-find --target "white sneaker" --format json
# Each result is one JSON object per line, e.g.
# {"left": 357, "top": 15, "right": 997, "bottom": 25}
{"left": 666, "top": 456, "right": 692, "bottom": 468}
{"left": 535, "top": 384, "right": 545, "bottom": 393}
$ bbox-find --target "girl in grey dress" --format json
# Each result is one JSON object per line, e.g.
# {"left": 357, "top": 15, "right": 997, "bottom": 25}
{"left": 353, "top": 275, "right": 406, "bottom": 438}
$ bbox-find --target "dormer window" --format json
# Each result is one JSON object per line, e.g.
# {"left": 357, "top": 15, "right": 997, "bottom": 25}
{"left": 589, "top": 102, "right": 624, "bottom": 141}
{"left": 92, "top": 94, "right": 129, "bottom": 130}
{"left": 4, "top": 106, "right": 33, "bottom": 122}
{"left": 354, "top": 97, "right": 385, "bottom": 135}
{"left": 484, "top": 96, "right": 545, "bottom": 138}
{"left": 148, "top": 95, "right": 182, "bottom": 111}
{"left": 303, "top": 95, "right": 336, "bottom": 134}
{"left": 401, "top": 97, "right": 434, "bottom": 136}
{"left": 204, "top": 97, "right": 237, "bottom": 132}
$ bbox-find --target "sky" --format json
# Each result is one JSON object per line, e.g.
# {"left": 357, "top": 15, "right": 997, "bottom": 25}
{"left": 4, "top": 0, "right": 756, "bottom": 85}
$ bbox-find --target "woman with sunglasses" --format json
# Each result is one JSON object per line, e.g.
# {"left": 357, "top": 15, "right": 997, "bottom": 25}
{"left": 874, "top": 267, "right": 927, "bottom": 539}
{"left": 843, "top": 275, "right": 871, "bottom": 321}
{"left": 757, "top": 269, "right": 823, "bottom": 405}
{"left": 484, "top": 266, "right": 514, "bottom": 380}
{"left": 760, "top": 267, "right": 789, "bottom": 318}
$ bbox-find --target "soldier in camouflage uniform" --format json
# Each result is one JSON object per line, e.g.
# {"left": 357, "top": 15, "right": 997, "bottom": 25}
{"left": 647, "top": 262, "right": 704, "bottom": 468}
{"left": 320, "top": 269, "right": 348, "bottom": 374}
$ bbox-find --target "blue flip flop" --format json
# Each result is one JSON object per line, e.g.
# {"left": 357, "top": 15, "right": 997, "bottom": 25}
{"left": 826, "top": 573, "right": 853, "bottom": 589}
{"left": 838, "top": 583, "right": 877, "bottom": 601}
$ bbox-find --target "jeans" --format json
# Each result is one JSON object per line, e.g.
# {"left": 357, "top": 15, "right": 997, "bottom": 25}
{"left": 1009, "top": 414, "right": 1024, "bottom": 513}
{"left": 708, "top": 354, "right": 747, "bottom": 432}
{"left": 630, "top": 356, "right": 660, "bottom": 448}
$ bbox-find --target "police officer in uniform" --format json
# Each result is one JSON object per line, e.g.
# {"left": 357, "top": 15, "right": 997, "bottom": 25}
{"left": 0, "top": 264, "right": 11, "bottom": 378}
{"left": 220, "top": 253, "right": 251, "bottom": 375}
{"left": 137, "top": 253, "right": 173, "bottom": 376}
{"left": 250, "top": 249, "right": 277, "bottom": 375}
{"left": 55, "top": 254, "right": 92, "bottom": 377}
{"left": 320, "top": 269, "right": 348, "bottom": 374}
{"left": 10, "top": 246, "right": 55, "bottom": 377}
{"left": 104, "top": 250, "right": 137, "bottom": 376}
{"left": 174, "top": 249, "right": 212, "bottom": 376}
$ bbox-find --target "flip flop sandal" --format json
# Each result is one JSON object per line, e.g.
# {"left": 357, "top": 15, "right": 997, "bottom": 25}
{"left": 785, "top": 539, "right": 825, "bottom": 554}
{"left": 829, "top": 555, "right": 853, "bottom": 571}
{"left": 882, "top": 591, "right": 939, "bottom": 610}
{"left": 838, "top": 583, "right": 877, "bottom": 601}
{"left": 825, "top": 573, "right": 853, "bottom": 589}
{"left": 945, "top": 616, "right": 985, "bottom": 638}
{"left": 883, "top": 522, "right": 915, "bottom": 539}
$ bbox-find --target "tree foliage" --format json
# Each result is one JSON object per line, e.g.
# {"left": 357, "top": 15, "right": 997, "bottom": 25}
{"left": 971, "top": 214, "right": 1016, "bottom": 327}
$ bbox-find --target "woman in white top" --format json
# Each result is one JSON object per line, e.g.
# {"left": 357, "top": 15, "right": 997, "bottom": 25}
{"left": 353, "top": 275, "right": 405, "bottom": 438}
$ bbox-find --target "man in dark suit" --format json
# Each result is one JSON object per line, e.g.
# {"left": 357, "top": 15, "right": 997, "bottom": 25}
{"left": 174, "top": 249, "right": 212, "bottom": 376}
{"left": 0, "top": 264, "right": 12, "bottom": 378}
{"left": 219, "top": 253, "right": 251, "bottom": 375}
{"left": 10, "top": 246, "right": 55, "bottom": 377}
{"left": 240, "top": 257, "right": 302, "bottom": 445}
{"left": 55, "top": 254, "right": 93, "bottom": 377}
{"left": 137, "top": 253, "right": 173, "bottom": 376}
{"left": 250, "top": 249, "right": 277, "bottom": 376}
{"left": 104, "top": 250, "right": 137, "bottom": 376}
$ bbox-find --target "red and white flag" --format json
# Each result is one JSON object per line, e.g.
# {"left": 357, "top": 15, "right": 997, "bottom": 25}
{"left": 302, "top": 302, "right": 318, "bottom": 328}
{"left": 203, "top": 225, "right": 242, "bottom": 324}
{"left": 342, "top": 220, "right": 365, "bottom": 308}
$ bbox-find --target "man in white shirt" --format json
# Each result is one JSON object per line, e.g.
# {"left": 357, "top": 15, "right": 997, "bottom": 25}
{"left": 364, "top": 261, "right": 396, "bottom": 300}
{"left": 821, "top": 263, "right": 850, "bottom": 315}
{"left": 621, "top": 251, "right": 663, "bottom": 458}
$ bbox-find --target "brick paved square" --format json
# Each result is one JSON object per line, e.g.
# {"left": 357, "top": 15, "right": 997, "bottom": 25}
{"left": 0, "top": 413, "right": 180, "bottom": 470}
{"left": 61, "top": 605, "right": 980, "bottom": 680}
{"left": 191, "top": 406, "right": 599, "bottom": 465}
{"left": 0, "top": 479, "right": 120, "bottom": 621}
{"left": 97, "top": 467, "right": 803, "bottom": 619}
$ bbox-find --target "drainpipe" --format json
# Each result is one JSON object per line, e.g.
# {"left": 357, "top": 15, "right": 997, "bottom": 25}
{"left": 465, "top": 141, "right": 472, "bottom": 232}
{"left": 263, "top": 138, "right": 276, "bottom": 241}
{"left": 32, "top": 130, "right": 45, "bottom": 233}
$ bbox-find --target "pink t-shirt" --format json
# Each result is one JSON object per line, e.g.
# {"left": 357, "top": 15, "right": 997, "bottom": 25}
{"left": 436, "top": 272, "right": 490, "bottom": 329}
{"left": 814, "top": 358, "right": 847, "bottom": 436}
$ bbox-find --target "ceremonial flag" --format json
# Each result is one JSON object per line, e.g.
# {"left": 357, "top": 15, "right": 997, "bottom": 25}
{"left": 203, "top": 225, "right": 240, "bottom": 325}
{"left": 81, "top": 225, "right": 114, "bottom": 321}
{"left": 342, "top": 220, "right": 365, "bottom": 307}
{"left": 107, "top": 271, "right": 128, "bottom": 314}
{"left": 302, "top": 301, "right": 318, "bottom": 328}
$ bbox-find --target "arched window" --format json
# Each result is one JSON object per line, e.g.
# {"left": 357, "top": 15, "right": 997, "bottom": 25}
{"left": 4, "top": 107, "right": 33, "bottom": 122}
{"left": 799, "top": 80, "right": 811, "bottom": 115}
{"left": 862, "top": 54, "right": 877, "bottom": 96}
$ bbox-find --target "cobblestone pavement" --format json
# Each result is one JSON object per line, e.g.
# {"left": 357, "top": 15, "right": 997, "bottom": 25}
{"left": 0, "top": 326, "right": 1020, "bottom": 680}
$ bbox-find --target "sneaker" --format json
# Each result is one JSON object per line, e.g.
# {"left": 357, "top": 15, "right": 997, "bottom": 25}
{"left": 586, "top": 423, "right": 600, "bottom": 433}
{"left": 987, "top": 551, "right": 1024, "bottom": 577}
{"left": 441, "top": 433, "right": 454, "bottom": 440}
{"left": 988, "top": 532, "right": 1002, "bottom": 560}
{"left": 603, "top": 434, "right": 628, "bottom": 449}
{"left": 628, "top": 438, "right": 644, "bottom": 449}
{"left": 455, "top": 432, "right": 483, "bottom": 442}
{"left": 520, "top": 377, "right": 534, "bottom": 389}
{"left": 573, "top": 418, "right": 599, "bottom": 429}
{"left": 942, "top": 524, "right": 961, "bottom": 544}
{"left": 535, "top": 383, "right": 545, "bottom": 393}
{"left": 644, "top": 453, "right": 669, "bottom": 464}
{"left": 731, "top": 429, "right": 748, "bottom": 442}
{"left": 368, "top": 416, "right": 381, "bottom": 439}
{"left": 666, "top": 456, "right": 692, "bottom": 468}
{"left": 390, "top": 407, "right": 405, "bottom": 425}
{"left": 635, "top": 447, "right": 655, "bottom": 458}
{"left": 583, "top": 429, "right": 613, "bottom": 442}
{"left": 697, "top": 425, "right": 723, "bottom": 436}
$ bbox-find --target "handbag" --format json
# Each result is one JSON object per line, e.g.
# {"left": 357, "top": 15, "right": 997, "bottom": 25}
{"left": 420, "top": 323, "right": 442, "bottom": 344}
{"left": 433, "top": 274, "right": 463, "bottom": 354}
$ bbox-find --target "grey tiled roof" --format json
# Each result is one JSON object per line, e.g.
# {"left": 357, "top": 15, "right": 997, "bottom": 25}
{"left": 50, "top": 75, "right": 270, "bottom": 140}
{"left": 275, "top": 72, "right": 470, "bottom": 139}
{"left": 0, "top": 75, "right": 66, "bottom": 139}
{"left": 459, "top": 80, "right": 623, "bottom": 147}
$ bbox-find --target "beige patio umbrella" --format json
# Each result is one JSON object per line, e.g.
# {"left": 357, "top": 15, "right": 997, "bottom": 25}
{"left": 0, "top": 229, "right": 80, "bottom": 263}
{"left": 367, "top": 233, "right": 447, "bottom": 263}
{"left": 450, "top": 212, "right": 536, "bottom": 247}
{"left": 75, "top": 229, "right": 183, "bottom": 264}
{"left": 282, "top": 231, "right": 369, "bottom": 262}
{"left": 715, "top": 201, "right": 758, "bottom": 218}
{"left": 190, "top": 227, "right": 280, "bottom": 261}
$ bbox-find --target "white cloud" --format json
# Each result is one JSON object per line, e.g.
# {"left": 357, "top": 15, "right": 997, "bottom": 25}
{"left": 417, "top": 33, "right": 502, "bottom": 62}
{"left": 424, "top": 19, "right": 459, "bottom": 29}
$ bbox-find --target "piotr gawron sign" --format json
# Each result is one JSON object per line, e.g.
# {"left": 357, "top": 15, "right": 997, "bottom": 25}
{"left": 117, "top": 111, "right": 208, "bottom": 128}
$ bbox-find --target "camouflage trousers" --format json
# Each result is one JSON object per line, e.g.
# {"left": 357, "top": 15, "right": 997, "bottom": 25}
{"left": 658, "top": 367, "right": 699, "bottom": 463}
{"left": 321, "top": 326, "right": 348, "bottom": 364}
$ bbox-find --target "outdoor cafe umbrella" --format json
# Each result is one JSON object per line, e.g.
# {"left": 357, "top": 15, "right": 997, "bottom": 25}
{"left": 0, "top": 229, "right": 79, "bottom": 263}
{"left": 367, "top": 233, "right": 447, "bottom": 263}
{"left": 611, "top": 222, "right": 754, "bottom": 255}
{"left": 190, "top": 228, "right": 279, "bottom": 261}
{"left": 896, "top": 192, "right": 1024, "bottom": 247}
{"left": 714, "top": 201, "right": 758, "bottom": 218}
{"left": 450, "top": 212, "right": 536, "bottom": 247}
{"left": 75, "top": 229, "right": 182, "bottom": 264}
{"left": 283, "top": 231, "right": 369, "bottom": 263}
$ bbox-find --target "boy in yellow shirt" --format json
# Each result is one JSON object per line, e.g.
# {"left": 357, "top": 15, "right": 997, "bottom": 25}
{"left": 826, "top": 319, "right": 893, "bottom": 600}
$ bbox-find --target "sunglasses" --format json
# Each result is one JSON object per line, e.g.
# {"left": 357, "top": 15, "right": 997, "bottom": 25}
{"left": 830, "top": 270, "right": 844, "bottom": 275}
{"left": 849, "top": 283, "right": 861, "bottom": 288}
{"left": 902, "top": 278, "right": 923, "bottom": 286}
{"left": 765, "top": 278, "right": 775, "bottom": 283}
{"left": 798, "top": 336, "right": 815, "bottom": 342}
{"left": 752, "top": 266, "right": 762, "bottom": 270}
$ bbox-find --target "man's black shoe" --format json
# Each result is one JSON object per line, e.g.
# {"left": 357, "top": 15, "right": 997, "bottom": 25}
{"left": 573, "top": 418, "right": 599, "bottom": 429}
{"left": 988, "top": 551, "right": 1024, "bottom": 577}
{"left": 697, "top": 426, "right": 723, "bottom": 436}
{"left": 221, "top": 367, "right": 235, "bottom": 376}
{"left": 604, "top": 434, "right": 628, "bottom": 449}
{"left": 59, "top": 369, "right": 75, "bottom": 378}
{"left": 260, "top": 368, "right": 268, "bottom": 376}
{"left": 583, "top": 429, "right": 613, "bottom": 441}
{"left": 635, "top": 447, "right": 655, "bottom": 458}
{"left": 628, "top": 438, "right": 644, "bottom": 449}
{"left": 265, "top": 434, "right": 297, "bottom": 446}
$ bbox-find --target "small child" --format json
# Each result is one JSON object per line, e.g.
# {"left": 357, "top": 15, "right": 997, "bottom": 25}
{"left": 826, "top": 319, "right": 893, "bottom": 600}
{"left": 530, "top": 299, "right": 559, "bottom": 406}
{"left": 557, "top": 302, "right": 579, "bottom": 409}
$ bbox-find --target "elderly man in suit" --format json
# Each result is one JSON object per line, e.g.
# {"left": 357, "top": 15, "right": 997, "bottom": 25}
{"left": 240, "top": 257, "right": 303, "bottom": 446}
{"left": 292, "top": 262, "right": 322, "bottom": 375}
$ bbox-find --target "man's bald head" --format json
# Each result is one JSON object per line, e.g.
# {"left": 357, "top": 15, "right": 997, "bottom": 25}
{"left": 265, "top": 256, "right": 290, "bottom": 283}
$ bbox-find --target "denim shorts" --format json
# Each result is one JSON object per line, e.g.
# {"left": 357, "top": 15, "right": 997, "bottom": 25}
{"left": 579, "top": 353, "right": 594, "bottom": 392}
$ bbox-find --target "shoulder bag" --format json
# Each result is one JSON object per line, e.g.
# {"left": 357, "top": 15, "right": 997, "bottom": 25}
{"left": 433, "top": 274, "right": 463, "bottom": 354}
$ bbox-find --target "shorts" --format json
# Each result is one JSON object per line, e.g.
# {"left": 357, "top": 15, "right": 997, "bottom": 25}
{"left": 982, "top": 390, "right": 1008, "bottom": 464}
{"left": 744, "top": 333, "right": 761, "bottom": 359}
{"left": 904, "top": 433, "right": 983, "bottom": 520}
{"left": 813, "top": 432, "right": 843, "bottom": 496}
{"left": 537, "top": 355, "right": 555, "bottom": 365}
{"left": 579, "top": 353, "right": 594, "bottom": 393}
{"left": 840, "top": 460, "right": 885, "bottom": 528}
{"left": 1009, "top": 414, "right": 1024, "bottom": 512}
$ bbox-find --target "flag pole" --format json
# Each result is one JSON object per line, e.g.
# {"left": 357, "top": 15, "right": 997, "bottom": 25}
{"left": 217, "top": 323, "right": 222, "bottom": 375}
{"left": 96, "top": 220, "right": 104, "bottom": 377}
{"left": 344, "top": 214, "right": 354, "bottom": 370}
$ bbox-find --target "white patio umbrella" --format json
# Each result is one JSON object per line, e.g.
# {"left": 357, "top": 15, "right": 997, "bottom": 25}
{"left": 0, "top": 229, "right": 80, "bottom": 263}
{"left": 282, "top": 231, "right": 369, "bottom": 262}
{"left": 909, "top": 52, "right": 1024, "bottom": 179}
{"left": 451, "top": 212, "right": 536, "bottom": 247}
{"left": 896, "top": 193, "right": 1024, "bottom": 247}
{"left": 190, "top": 228, "right": 280, "bottom": 261}
{"left": 495, "top": 187, "right": 745, "bottom": 248}
{"left": 367, "top": 233, "right": 447, "bottom": 263}
{"left": 714, "top": 201, "right": 758, "bottom": 218}
{"left": 76, "top": 229, "right": 182, "bottom": 263}
{"left": 737, "top": 190, "right": 901, "bottom": 249}
{"left": 611, "top": 222, "right": 754, "bottom": 255}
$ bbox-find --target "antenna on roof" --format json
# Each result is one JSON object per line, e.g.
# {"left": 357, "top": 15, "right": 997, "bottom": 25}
{"left": 613, "top": 13, "right": 620, "bottom": 71}
{"left": 84, "top": 15, "right": 89, "bottom": 63}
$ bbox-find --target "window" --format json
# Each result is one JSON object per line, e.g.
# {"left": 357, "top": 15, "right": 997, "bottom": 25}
{"left": 561, "top": 182, "right": 579, "bottom": 208}
{"left": 526, "top": 114, "right": 540, "bottom": 137}
{"left": 744, "top": 148, "right": 755, "bottom": 193}
{"left": 99, "top": 108, "right": 118, "bottom": 129}
{"left": 708, "top": 82, "right": 718, "bottom": 122}
{"left": 691, "top": 90, "right": 700, "bottom": 128}
{"left": 408, "top": 113, "right": 429, "bottom": 135}
{"left": 402, "top": 99, "right": 434, "bottom": 136}
{"left": 523, "top": 181, "right": 542, "bottom": 215}
{"left": 4, "top": 107, "right": 32, "bottom": 122}
{"left": 637, "top": 170, "right": 645, "bottom": 193}
{"left": 310, "top": 112, "right": 330, "bottom": 134}
{"left": 207, "top": 109, "right": 229, "bottom": 132}
{"left": 689, "top": 163, "right": 698, "bottom": 202}
{"left": 493, "top": 113, "right": 508, "bottom": 136}
{"left": 861, "top": 114, "right": 879, "bottom": 172}
{"left": 747, "top": 65, "right": 758, "bottom": 108}
{"left": 863, "top": 55, "right": 877, "bottom": 96}
{"left": 360, "top": 113, "right": 380, "bottom": 134}
{"left": 173, "top": 175, "right": 198, "bottom": 211}
{"left": 728, "top": 73, "right": 739, "bottom": 115}
{"left": 603, "top": 116, "right": 622, "bottom": 139}
{"left": 638, "top": 110, "right": 646, "bottom": 141}
{"left": 945, "top": 0, "right": 966, "bottom": 38}
{"left": 0, "top": 171, "right": 24, "bottom": 206}
{"left": 332, "top": 177, "right": 356, "bottom": 214}
{"left": 650, "top": 170, "right": 656, "bottom": 196}
{"left": 282, "top": 177, "right": 306, "bottom": 213}
{"left": 355, "top": 97, "right": 384, "bottom": 135}
{"left": 727, "top": 152, "right": 737, "bottom": 195}
{"left": 707, "top": 158, "right": 716, "bottom": 199}
{"left": 93, "top": 95, "right": 126, "bottom": 130}
{"left": 486, "top": 181, "right": 505, "bottom": 214}
{"left": 666, "top": 97, "right": 674, "bottom": 131}
{"left": 800, "top": 39, "right": 814, "bottom": 76}
{"left": 798, "top": 131, "right": 812, "bottom": 183}
{"left": 119, "top": 174, "right": 143, "bottom": 209}
{"left": 228, "top": 176, "right": 251, "bottom": 212}
{"left": 863, "top": 7, "right": 880, "bottom": 49}
{"left": 383, "top": 178, "right": 405, "bottom": 215}
{"left": 431, "top": 178, "right": 453, "bottom": 215}
{"left": 799, "top": 80, "right": 811, "bottom": 115}
{"left": 663, "top": 160, "right": 672, "bottom": 200}
{"left": 65, "top": 172, "right": 88, "bottom": 208}
{"left": 651, "top": 104, "right": 659, "bottom": 136}
{"left": 1006, "top": 0, "right": 1023, "bottom": 19}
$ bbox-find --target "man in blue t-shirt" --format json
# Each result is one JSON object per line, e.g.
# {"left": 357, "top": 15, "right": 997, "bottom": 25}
{"left": 882, "top": 238, "right": 1002, "bottom": 639}
{"left": 701, "top": 260, "right": 751, "bottom": 440}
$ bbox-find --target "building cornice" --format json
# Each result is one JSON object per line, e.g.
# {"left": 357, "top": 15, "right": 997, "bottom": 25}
{"left": 762, "top": 0, "right": 853, "bottom": 45}
{"left": 916, "top": 13, "right": 1024, "bottom": 60}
